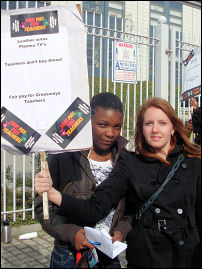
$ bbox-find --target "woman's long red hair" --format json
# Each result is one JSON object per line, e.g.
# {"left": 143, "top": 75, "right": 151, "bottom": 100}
{"left": 134, "top": 97, "right": 201, "bottom": 165}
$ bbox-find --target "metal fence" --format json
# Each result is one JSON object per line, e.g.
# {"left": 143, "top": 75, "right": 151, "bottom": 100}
{"left": 1, "top": 2, "right": 201, "bottom": 222}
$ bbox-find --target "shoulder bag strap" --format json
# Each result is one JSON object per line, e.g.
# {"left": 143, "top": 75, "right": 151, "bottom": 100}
{"left": 136, "top": 153, "right": 185, "bottom": 220}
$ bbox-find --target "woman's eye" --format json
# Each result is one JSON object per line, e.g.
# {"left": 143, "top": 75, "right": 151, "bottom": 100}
{"left": 160, "top": 122, "right": 167, "bottom": 125}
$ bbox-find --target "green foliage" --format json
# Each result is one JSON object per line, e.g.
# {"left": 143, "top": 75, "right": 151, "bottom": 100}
{"left": 5, "top": 167, "right": 32, "bottom": 189}
{"left": 34, "top": 152, "right": 41, "bottom": 174}
{"left": 5, "top": 152, "right": 40, "bottom": 188}
{"left": 6, "top": 165, "right": 13, "bottom": 181}
{"left": 1, "top": 186, "right": 33, "bottom": 209}
{"left": 1, "top": 186, "right": 37, "bottom": 226}
{"left": 10, "top": 218, "right": 39, "bottom": 227}
{"left": 2, "top": 153, "right": 41, "bottom": 225}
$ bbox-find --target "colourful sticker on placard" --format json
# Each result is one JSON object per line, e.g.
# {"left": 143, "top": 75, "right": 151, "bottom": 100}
{"left": 46, "top": 97, "right": 91, "bottom": 149}
{"left": 1, "top": 107, "right": 41, "bottom": 154}
{"left": 181, "top": 86, "right": 201, "bottom": 101}
{"left": 10, "top": 10, "right": 59, "bottom": 37}
{"left": 183, "top": 50, "right": 194, "bottom": 66}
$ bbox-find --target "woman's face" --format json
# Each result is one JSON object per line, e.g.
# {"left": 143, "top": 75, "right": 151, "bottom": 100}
{"left": 91, "top": 106, "right": 123, "bottom": 151}
{"left": 143, "top": 106, "right": 174, "bottom": 155}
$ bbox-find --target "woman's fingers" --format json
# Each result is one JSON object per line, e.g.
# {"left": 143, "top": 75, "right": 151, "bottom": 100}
{"left": 34, "top": 171, "right": 51, "bottom": 195}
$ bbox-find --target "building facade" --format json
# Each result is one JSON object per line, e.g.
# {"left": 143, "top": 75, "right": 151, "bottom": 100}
{"left": 1, "top": 1, "right": 201, "bottom": 81}
{"left": 81, "top": 1, "right": 201, "bottom": 80}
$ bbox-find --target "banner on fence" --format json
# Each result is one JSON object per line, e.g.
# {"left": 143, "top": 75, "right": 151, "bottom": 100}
{"left": 182, "top": 46, "right": 201, "bottom": 101}
{"left": 1, "top": 5, "right": 92, "bottom": 155}
{"left": 112, "top": 41, "right": 137, "bottom": 84}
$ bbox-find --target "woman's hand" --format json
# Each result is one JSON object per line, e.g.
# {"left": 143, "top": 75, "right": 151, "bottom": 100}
{"left": 34, "top": 162, "right": 62, "bottom": 206}
{"left": 111, "top": 231, "right": 123, "bottom": 243}
{"left": 74, "top": 228, "right": 94, "bottom": 250}
{"left": 190, "top": 97, "right": 199, "bottom": 111}
{"left": 34, "top": 162, "right": 53, "bottom": 196}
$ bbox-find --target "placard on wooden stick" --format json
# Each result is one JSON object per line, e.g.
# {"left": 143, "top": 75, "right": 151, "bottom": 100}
{"left": 1, "top": 5, "right": 92, "bottom": 155}
{"left": 1, "top": 5, "right": 93, "bottom": 220}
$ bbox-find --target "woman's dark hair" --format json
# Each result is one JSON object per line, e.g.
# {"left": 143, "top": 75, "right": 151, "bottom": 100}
{"left": 90, "top": 92, "right": 123, "bottom": 116}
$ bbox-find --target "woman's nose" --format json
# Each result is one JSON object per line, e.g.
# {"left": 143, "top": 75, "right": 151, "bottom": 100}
{"left": 152, "top": 123, "right": 159, "bottom": 132}
{"left": 105, "top": 128, "right": 114, "bottom": 137}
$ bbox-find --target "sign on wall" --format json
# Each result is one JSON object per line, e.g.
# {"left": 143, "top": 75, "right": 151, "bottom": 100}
{"left": 112, "top": 41, "right": 137, "bottom": 84}
{"left": 1, "top": 5, "right": 92, "bottom": 155}
{"left": 182, "top": 46, "right": 201, "bottom": 101}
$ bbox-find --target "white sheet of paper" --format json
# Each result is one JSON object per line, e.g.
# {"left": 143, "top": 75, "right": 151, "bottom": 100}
{"left": 84, "top": 226, "right": 127, "bottom": 259}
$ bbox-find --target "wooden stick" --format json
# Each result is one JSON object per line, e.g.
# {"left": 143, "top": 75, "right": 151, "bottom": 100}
{"left": 40, "top": 152, "right": 49, "bottom": 220}
{"left": 76, "top": 4, "right": 82, "bottom": 16}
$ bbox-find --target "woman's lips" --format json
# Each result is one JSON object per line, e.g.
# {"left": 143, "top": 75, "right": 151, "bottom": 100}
{"left": 102, "top": 140, "right": 113, "bottom": 145}
{"left": 151, "top": 136, "right": 161, "bottom": 141}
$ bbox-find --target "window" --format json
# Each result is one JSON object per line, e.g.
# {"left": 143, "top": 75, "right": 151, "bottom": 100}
{"left": 108, "top": 10, "right": 123, "bottom": 19}
{"left": 150, "top": 4, "right": 164, "bottom": 13}
{"left": 9, "top": 1, "right": 16, "bottom": 9}
{"left": 84, "top": 11, "right": 101, "bottom": 27}
{"left": 108, "top": 1, "right": 123, "bottom": 10}
{"left": 83, "top": 1, "right": 102, "bottom": 14}
{"left": 150, "top": 20, "right": 158, "bottom": 27}
{"left": 1, "top": 1, "right": 51, "bottom": 10}
{"left": 151, "top": 12, "right": 163, "bottom": 20}
{"left": 108, "top": 1, "right": 124, "bottom": 19}
{"left": 28, "top": 1, "right": 35, "bottom": 8}
{"left": 1, "top": 1, "right": 7, "bottom": 9}
{"left": 171, "top": 25, "right": 182, "bottom": 33}
{"left": 37, "top": 1, "right": 45, "bottom": 8}
{"left": 19, "top": 1, "right": 26, "bottom": 8}
{"left": 170, "top": 17, "right": 182, "bottom": 25}
{"left": 170, "top": 9, "right": 182, "bottom": 17}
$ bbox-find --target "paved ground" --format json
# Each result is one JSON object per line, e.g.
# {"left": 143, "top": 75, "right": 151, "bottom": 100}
{"left": 1, "top": 224, "right": 127, "bottom": 268}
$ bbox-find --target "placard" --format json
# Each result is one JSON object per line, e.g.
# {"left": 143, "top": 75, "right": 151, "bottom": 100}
{"left": 182, "top": 46, "right": 201, "bottom": 101}
{"left": 1, "top": 5, "right": 92, "bottom": 155}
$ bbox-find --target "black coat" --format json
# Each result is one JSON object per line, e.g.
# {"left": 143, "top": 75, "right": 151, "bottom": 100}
{"left": 192, "top": 107, "right": 201, "bottom": 145}
{"left": 58, "top": 146, "right": 201, "bottom": 268}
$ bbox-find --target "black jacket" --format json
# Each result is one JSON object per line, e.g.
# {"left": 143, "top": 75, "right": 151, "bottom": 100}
{"left": 34, "top": 136, "right": 131, "bottom": 249}
{"left": 58, "top": 146, "right": 201, "bottom": 268}
{"left": 192, "top": 107, "right": 201, "bottom": 145}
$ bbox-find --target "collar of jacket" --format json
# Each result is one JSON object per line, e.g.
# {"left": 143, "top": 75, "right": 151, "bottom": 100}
{"left": 80, "top": 135, "right": 129, "bottom": 166}
{"left": 137, "top": 144, "right": 184, "bottom": 163}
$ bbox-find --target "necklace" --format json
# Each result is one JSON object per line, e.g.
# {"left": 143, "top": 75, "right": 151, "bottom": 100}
{"left": 87, "top": 148, "right": 112, "bottom": 164}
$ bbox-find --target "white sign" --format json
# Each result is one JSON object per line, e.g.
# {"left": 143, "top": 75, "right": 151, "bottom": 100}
{"left": 112, "top": 41, "right": 137, "bottom": 83}
{"left": 182, "top": 46, "right": 201, "bottom": 101}
{"left": 1, "top": 5, "right": 92, "bottom": 155}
